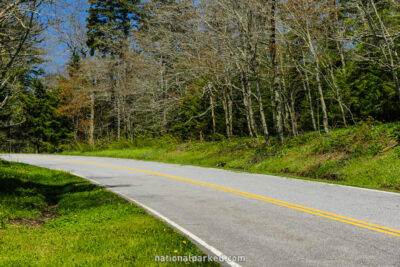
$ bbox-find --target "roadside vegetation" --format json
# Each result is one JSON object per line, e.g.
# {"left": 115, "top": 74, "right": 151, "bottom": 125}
{"left": 64, "top": 121, "right": 400, "bottom": 193}
{"left": 2, "top": 0, "right": 400, "bottom": 265}
{"left": 0, "top": 160, "right": 217, "bottom": 266}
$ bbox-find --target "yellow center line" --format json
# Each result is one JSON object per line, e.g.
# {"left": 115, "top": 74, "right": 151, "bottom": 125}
{"left": 15, "top": 156, "right": 400, "bottom": 237}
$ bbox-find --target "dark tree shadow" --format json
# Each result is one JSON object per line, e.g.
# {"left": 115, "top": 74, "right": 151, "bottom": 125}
{"left": 103, "top": 184, "right": 132, "bottom": 189}
{"left": 0, "top": 177, "right": 98, "bottom": 205}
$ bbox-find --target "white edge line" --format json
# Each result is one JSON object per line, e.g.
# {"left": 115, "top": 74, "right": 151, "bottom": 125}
{"left": 69, "top": 171, "right": 242, "bottom": 267}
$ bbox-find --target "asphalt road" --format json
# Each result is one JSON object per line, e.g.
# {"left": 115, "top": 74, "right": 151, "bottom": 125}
{"left": 2, "top": 154, "right": 400, "bottom": 266}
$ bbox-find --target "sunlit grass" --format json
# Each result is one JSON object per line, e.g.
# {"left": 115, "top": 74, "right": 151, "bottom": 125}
{"left": 64, "top": 122, "right": 400, "bottom": 192}
{"left": 0, "top": 160, "right": 217, "bottom": 266}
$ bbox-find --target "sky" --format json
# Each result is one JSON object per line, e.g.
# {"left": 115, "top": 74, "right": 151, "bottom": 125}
{"left": 41, "top": 0, "right": 148, "bottom": 74}
{"left": 41, "top": 0, "right": 89, "bottom": 74}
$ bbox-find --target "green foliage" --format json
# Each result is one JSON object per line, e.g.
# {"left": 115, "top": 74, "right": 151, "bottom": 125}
{"left": 388, "top": 126, "right": 400, "bottom": 142}
{"left": 0, "top": 208, "right": 8, "bottom": 229}
{"left": 394, "top": 146, "right": 400, "bottom": 158}
{"left": 336, "top": 62, "right": 400, "bottom": 122}
{"left": 86, "top": 0, "right": 141, "bottom": 55}
{"left": 3, "top": 79, "right": 71, "bottom": 153}
{"left": 69, "top": 135, "right": 180, "bottom": 152}
{"left": 169, "top": 88, "right": 210, "bottom": 140}
{"left": 308, "top": 120, "right": 392, "bottom": 157}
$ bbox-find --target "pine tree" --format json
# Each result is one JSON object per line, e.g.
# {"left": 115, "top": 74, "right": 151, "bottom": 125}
{"left": 86, "top": 0, "right": 141, "bottom": 56}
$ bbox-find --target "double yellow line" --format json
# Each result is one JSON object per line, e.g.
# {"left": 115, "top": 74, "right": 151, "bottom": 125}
{"left": 16, "top": 156, "right": 400, "bottom": 237}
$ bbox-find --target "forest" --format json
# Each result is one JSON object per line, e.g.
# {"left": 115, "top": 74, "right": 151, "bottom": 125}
{"left": 1, "top": 0, "right": 400, "bottom": 152}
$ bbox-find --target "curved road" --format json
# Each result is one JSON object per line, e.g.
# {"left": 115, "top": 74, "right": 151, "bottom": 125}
{"left": 2, "top": 154, "right": 400, "bottom": 266}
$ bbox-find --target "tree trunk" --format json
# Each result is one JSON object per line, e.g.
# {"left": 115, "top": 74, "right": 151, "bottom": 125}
{"left": 304, "top": 77, "right": 317, "bottom": 131}
{"left": 244, "top": 68, "right": 258, "bottom": 137}
{"left": 315, "top": 58, "right": 329, "bottom": 133}
{"left": 306, "top": 27, "right": 329, "bottom": 133}
{"left": 73, "top": 118, "right": 78, "bottom": 142}
{"left": 228, "top": 86, "right": 233, "bottom": 137}
{"left": 270, "top": 0, "right": 284, "bottom": 143}
{"left": 222, "top": 87, "right": 232, "bottom": 140}
{"left": 116, "top": 96, "right": 121, "bottom": 140}
{"left": 289, "top": 92, "right": 298, "bottom": 137}
{"left": 298, "top": 63, "right": 317, "bottom": 131}
{"left": 256, "top": 76, "right": 270, "bottom": 144}
{"left": 369, "top": 0, "right": 400, "bottom": 100}
{"left": 247, "top": 86, "right": 258, "bottom": 137}
{"left": 329, "top": 67, "right": 348, "bottom": 126}
{"left": 333, "top": 0, "right": 349, "bottom": 127}
{"left": 298, "top": 52, "right": 317, "bottom": 131}
{"left": 333, "top": 0, "right": 346, "bottom": 69}
{"left": 239, "top": 70, "right": 254, "bottom": 137}
{"left": 283, "top": 101, "right": 291, "bottom": 136}
{"left": 209, "top": 83, "right": 217, "bottom": 135}
{"left": 360, "top": 0, "right": 400, "bottom": 100}
{"left": 89, "top": 91, "right": 95, "bottom": 146}
{"left": 222, "top": 76, "right": 234, "bottom": 138}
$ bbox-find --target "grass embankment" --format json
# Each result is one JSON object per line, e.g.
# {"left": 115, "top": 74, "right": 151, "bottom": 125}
{"left": 65, "top": 122, "right": 400, "bottom": 193}
{"left": 0, "top": 160, "right": 217, "bottom": 266}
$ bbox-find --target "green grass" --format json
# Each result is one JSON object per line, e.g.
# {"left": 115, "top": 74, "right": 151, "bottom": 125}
{"left": 0, "top": 160, "right": 218, "bottom": 266}
{"left": 63, "top": 121, "right": 400, "bottom": 193}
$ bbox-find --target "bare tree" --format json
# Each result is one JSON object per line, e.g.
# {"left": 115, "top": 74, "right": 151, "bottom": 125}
{"left": 0, "top": 0, "right": 49, "bottom": 110}
{"left": 353, "top": 0, "right": 400, "bottom": 99}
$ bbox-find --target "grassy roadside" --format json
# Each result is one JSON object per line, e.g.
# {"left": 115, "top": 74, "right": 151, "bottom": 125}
{"left": 0, "top": 160, "right": 218, "bottom": 266}
{"left": 63, "top": 122, "right": 400, "bottom": 193}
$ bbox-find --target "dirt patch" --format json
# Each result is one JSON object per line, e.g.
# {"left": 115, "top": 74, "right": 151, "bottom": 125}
{"left": 377, "top": 141, "right": 399, "bottom": 156}
{"left": 298, "top": 169, "right": 345, "bottom": 181}
{"left": 280, "top": 166, "right": 345, "bottom": 181}
{"left": 216, "top": 162, "right": 226, "bottom": 167}
{"left": 380, "top": 184, "right": 400, "bottom": 192}
{"left": 9, "top": 205, "right": 57, "bottom": 228}
{"left": 281, "top": 167, "right": 292, "bottom": 174}
{"left": 314, "top": 152, "right": 347, "bottom": 163}
{"left": 316, "top": 172, "right": 345, "bottom": 181}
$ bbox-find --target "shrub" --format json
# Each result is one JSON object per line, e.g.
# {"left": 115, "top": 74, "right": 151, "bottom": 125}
{"left": 0, "top": 207, "right": 8, "bottom": 229}
{"left": 389, "top": 126, "right": 400, "bottom": 143}
{"left": 394, "top": 146, "right": 400, "bottom": 158}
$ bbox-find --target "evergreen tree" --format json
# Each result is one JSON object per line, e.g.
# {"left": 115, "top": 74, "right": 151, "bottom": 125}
{"left": 86, "top": 0, "right": 141, "bottom": 56}
{"left": 1, "top": 78, "right": 71, "bottom": 153}
{"left": 19, "top": 80, "right": 68, "bottom": 152}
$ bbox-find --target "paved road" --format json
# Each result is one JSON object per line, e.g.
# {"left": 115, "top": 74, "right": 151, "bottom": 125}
{"left": 2, "top": 154, "right": 400, "bottom": 266}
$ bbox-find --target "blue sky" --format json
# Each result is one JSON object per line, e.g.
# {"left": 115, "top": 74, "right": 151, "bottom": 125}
{"left": 41, "top": 0, "right": 147, "bottom": 74}
{"left": 41, "top": 0, "right": 89, "bottom": 74}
